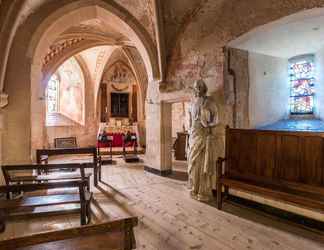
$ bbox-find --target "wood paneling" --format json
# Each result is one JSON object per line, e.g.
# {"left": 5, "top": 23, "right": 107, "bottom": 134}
{"left": 278, "top": 135, "right": 300, "bottom": 182}
{"left": 217, "top": 127, "right": 324, "bottom": 213}
{"left": 256, "top": 134, "right": 276, "bottom": 178}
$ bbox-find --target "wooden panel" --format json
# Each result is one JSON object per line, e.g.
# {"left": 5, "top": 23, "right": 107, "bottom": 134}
{"left": 256, "top": 133, "right": 276, "bottom": 179}
{"left": 226, "top": 131, "right": 241, "bottom": 175}
{"left": 277, "top": 135, "right": 301, "bottom": 182}
{"left": 300, "top": 136, "right": 323, "bottom": 186}
{"left": 237, "top": 132, "right": 257, "bottom": 175}
{"left": 0, "top": 218, "right": 138, "bottom": 250}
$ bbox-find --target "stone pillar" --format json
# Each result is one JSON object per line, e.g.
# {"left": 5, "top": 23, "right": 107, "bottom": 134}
{"left": 145, "top": 100, "right": 172, "bottom": 175}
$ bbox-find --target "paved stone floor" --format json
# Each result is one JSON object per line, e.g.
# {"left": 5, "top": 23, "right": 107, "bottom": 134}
{"left": 1, "top": 156, "right": 324, "bottom": 250}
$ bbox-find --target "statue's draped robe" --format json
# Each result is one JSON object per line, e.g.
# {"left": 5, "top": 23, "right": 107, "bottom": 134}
{"left": 188, "top": 98, "right": 219, "bottom": 201}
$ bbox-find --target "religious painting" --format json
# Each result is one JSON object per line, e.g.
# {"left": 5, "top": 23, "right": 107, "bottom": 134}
{"left": 111, "top": 93, "right": 129, "bottom": 117}
{"left": 289, "top": 55, "right": 315, "bottom": 114}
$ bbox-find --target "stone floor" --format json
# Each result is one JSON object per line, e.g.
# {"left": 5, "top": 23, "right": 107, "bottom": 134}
{"left": 1, "top": 156, "right": 324, "bottom": 250}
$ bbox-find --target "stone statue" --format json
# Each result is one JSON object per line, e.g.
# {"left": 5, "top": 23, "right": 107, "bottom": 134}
{"left": 187, "top": 79, "right": 218, "bottom": 202}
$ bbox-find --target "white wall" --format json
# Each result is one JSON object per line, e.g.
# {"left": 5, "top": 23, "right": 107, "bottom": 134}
{"left": 249, "top": 52, "right": 289, "bottom": 128}
{"left": 315, "top": 47, "right": 324, "bottom": 119}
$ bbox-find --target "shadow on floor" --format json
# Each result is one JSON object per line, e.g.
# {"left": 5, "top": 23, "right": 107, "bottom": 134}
{"left": 208, "top": 195, "right": 324, "bottom": 244}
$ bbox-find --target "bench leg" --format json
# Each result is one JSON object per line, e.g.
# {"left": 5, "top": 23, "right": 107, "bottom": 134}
{"left": 86, "top": 201, "right": 91, "bottom": 224}
{"left": 224, "top": 185, "right": 229, "bottom": 200}
{"left": 0, "top": 209, "right": 6, "bottom": 233}
{"left": 217, "top": 181, "right": 222, "bottom": 210}
{"left": 80, "top": 203, "right": 87, "bottom": 225}
{"left": 94, "top": 164, "right": 98, "bottom": 187}
{"left": 99, "top": 163, "right": 102, "bottom": 182}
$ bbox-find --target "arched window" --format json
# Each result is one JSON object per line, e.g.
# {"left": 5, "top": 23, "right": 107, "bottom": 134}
{"left": 46, "top": 56, "right": 85, "bottom": 125}
{"left": 289, "top": 55, "right": 315, "bottom": 114}
{"left": 47, "top": 73, "right": 60, "bottom": 113}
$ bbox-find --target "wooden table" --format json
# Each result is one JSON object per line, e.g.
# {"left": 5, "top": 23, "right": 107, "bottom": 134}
{"left": 0, "top": 217, "right": 138, "bottom": 250}
{"left": 36, "top": 147, "right": 99, "bottom": 186}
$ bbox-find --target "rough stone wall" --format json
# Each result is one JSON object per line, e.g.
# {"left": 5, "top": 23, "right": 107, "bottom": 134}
{"left": 161, "top": 0, "right": 324, "bottom": 127}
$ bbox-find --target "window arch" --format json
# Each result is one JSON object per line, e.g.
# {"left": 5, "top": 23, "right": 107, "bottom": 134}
{"left": 289, "top": 55, "right": 315, "bottom": 114}
{"left": 46, "top": 56, "right": 85, "bottom": 125}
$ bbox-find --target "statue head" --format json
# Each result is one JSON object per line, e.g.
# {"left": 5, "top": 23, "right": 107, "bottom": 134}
{"left": 193, "top": 79, "right": 208, "bottom": 98}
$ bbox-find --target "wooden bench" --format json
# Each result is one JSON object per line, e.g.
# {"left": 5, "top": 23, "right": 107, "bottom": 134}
{"left": 2, "top": 163, "right": 93, "bottom": 199}
{"left": 36, "top": 147, "right": 99, "bottom": 186}
{"left": 0, "top": 180, "right": 92, "bottom": 232}
{"left": 0, "top": 217, "right": 138, "bottom": 250}
{"left": 216, "top": 127, "right": 324, "bottom": 218}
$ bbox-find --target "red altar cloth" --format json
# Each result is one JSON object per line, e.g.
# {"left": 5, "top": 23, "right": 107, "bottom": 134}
{"left": 97, "top": 133, "right": 137, "bottom": 148}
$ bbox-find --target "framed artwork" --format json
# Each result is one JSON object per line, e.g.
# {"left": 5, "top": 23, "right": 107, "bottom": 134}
{"left": 54, "top": 137, "right": 77, "bottom": 149}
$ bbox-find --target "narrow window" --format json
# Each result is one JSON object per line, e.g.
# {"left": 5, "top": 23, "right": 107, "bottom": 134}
{"left": 47, "top": 73, "right": 60, "bottom": 113}
{"left": 289, "top": 55, "right": 315, "bottom": 114}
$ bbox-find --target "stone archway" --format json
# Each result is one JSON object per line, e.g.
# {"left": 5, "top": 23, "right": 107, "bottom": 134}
{"left": 28, "top": 3, "right": 159, "bottom": 159}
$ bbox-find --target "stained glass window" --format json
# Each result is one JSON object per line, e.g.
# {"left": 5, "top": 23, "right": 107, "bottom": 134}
{"left": 47, "top": 73, "right": 59, "bottom": 113}
{"left": 289, "top": 55, "right": 315, "bottom": 114}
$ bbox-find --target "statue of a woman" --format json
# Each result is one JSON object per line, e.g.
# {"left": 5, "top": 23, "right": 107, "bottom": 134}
{"left": 187, "top": 79, "right": 218, "bottom": 201}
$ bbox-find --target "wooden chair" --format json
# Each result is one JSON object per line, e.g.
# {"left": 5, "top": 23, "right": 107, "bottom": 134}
{"left": 216, "top": 126, "right": 324, "bottom": 219}
{"left": 123, "top": 134, "right": 139, "bottom": 163}
{"left": 0, "top": 217, "right": 138, "bottom": 250}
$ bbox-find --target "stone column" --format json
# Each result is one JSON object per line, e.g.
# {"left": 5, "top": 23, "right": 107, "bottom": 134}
{"left": 145, "top": 100, "right": 172, "bottom": 175}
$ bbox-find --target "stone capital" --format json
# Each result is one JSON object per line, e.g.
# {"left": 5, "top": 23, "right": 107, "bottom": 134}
{"left": 0, "top": 92, "right": 8, "bottom": 108}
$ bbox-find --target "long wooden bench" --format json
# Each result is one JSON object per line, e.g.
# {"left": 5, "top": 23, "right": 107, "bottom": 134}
{"left": 216, "top": 127, "right": 324, "bottom": 218}
{"left": 0, "top": 180, "right": 92, "bottom": 232}
{"left": 0, "top": 217, "right": 138, "bottom": 250}
{"left": 36, "top": 147, "right": 99, "bottom": 185}
{"left": 2, "top": 163, "right": 93, "bottom": 199}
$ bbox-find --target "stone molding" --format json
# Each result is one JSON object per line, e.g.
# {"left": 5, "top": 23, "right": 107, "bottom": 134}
{"left": 0, "top": 93, "right": 8, "bottom": 108}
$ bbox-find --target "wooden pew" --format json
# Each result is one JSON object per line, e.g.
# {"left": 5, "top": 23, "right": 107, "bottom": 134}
{"left": 0, "top": 217, "right": 138, "bottom": 250}
{"left": 216, "top": 127, "right": 324, "bottom": 217}
{"left": 2, "top": 163, "right": 93, "bottom": 198}
{"left": 0, "top": 180, "right": 92, "bottom": 232}
{"left": 36, "top": 147, "right": 99, "bottom": 186}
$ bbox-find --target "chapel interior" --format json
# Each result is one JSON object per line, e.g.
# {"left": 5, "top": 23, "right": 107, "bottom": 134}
{"left": 1, "top": 1, "right": 324, "bottom": 250}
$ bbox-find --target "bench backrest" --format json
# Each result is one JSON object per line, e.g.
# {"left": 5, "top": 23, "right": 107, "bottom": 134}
{"left": 1, "top": 163, "right": 92, "bottom": 185}
{"left": 36, "top": 147, "right": 97, "bottom": 164}
{"left": 225, "top": 127, "right": 324, "bottom": 187}
{"left": 0, "top": 217, "right": 138, "bottom": 250}
{"left": 0, "top": 180, "right": 87, "bottom": 193}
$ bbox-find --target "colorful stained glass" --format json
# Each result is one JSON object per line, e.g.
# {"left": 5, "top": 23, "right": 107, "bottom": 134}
{"left": 289, "top": 56, "right": 315, "bottom": 114}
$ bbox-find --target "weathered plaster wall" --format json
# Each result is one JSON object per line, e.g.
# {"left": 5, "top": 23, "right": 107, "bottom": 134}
{"left": 227, "top": 48, "right": 250, "bottom": 128}
{"left": 45, "top": 56, "right": 97, "bottom": 149}
{"left": 249, "top": 52, "right": 289, "bottom": 128}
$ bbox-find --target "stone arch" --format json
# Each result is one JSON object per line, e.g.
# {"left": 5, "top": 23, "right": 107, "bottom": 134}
{"left": 27, "top": 1, "right": 159, "bottom": 155}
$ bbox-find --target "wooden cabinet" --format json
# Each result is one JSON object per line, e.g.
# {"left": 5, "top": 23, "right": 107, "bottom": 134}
{"left": 174, "top": 132, "right": 188, "bottom": 161}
